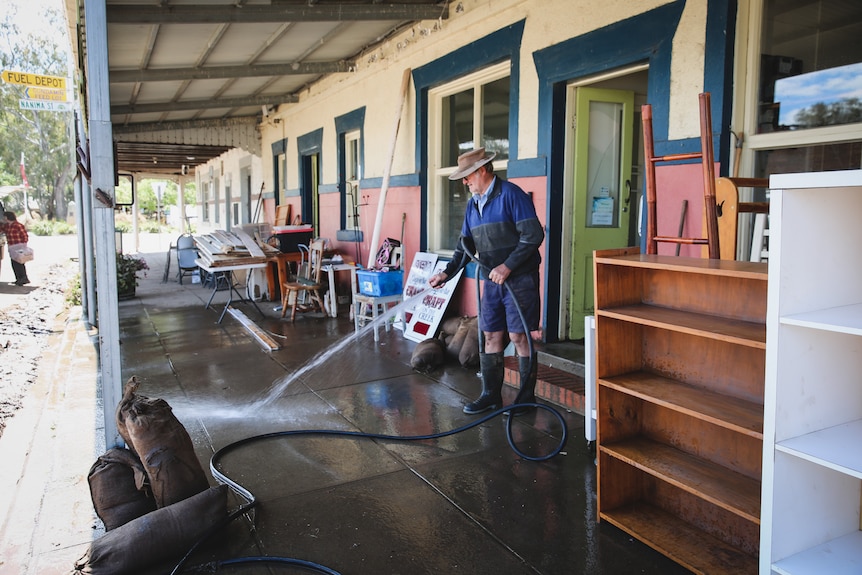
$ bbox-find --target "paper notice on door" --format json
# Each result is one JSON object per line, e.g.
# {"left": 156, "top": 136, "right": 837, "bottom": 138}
{"left": 591, "top": 196, "right": 614, "bottom": 226}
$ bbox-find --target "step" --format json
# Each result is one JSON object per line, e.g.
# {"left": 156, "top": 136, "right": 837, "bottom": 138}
{"left": 504, "top": 355, "right": 586, "bottom": 415}
{"left": 537, "top": 341, "right": 586, "bottom": 378}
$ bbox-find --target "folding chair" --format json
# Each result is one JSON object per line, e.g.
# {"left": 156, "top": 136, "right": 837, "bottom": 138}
{"left": 175, "top": 234, "right": 199, "bottom": 284}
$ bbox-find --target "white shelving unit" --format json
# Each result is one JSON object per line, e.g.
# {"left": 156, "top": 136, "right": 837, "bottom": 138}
{"left": 760, "top": 169, "right": 862, "bottom": 575}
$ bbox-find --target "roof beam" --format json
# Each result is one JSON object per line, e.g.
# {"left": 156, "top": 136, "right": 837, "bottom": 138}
{"left": 112, "top": 116, "right": 260, "bottom": 135}
{"left": 107, "top": 3, "right": 448, "bottom": 25}
{"left": 111, "top": 94, "right": 298, "bottom": 115}
{"left": 110, "top": 60, "right": 350, "bottom": 83}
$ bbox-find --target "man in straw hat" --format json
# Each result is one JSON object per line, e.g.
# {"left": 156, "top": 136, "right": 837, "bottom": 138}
{"left": 429, "top": 148, "right": 544, "bottom": 415}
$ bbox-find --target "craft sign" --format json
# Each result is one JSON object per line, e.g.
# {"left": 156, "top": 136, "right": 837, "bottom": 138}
{"left": 397, "top": 251, "right": 438, "bottom": 331}
{"left": 404, "top": 260, "right": 463, "bottom": 344}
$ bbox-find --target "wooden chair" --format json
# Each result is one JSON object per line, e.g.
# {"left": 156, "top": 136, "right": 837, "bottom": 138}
{"left": 281, "top": 239, "right": 325, "bottom": 321}
{"left": 642, "top": 92, "right": 720, "bottom": 259}
{"left": 712, "top": 176, "right": 769, "bottom": 260}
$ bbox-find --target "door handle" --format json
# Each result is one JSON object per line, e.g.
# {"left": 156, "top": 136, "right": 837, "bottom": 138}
{"left": 623, "top": 180, "right": 632, "bottom": 212}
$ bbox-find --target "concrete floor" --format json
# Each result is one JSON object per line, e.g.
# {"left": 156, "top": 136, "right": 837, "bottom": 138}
{"left": 107, "top": 248, "right": 694, "bottom": 575}
{"left": 0, "top": 233, "right": 693, "bottom": 575}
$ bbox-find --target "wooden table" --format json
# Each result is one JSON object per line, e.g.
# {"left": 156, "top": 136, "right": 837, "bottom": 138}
{"left": 265, "top": 251, "right": 303, "bottom": 302}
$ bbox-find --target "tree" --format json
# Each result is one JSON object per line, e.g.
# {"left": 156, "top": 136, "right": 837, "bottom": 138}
{"left": 791, "top": 97, "right": 862, "bottom": 129}
{"left": 0, "top": 3, "right": 74, "bottom": 222}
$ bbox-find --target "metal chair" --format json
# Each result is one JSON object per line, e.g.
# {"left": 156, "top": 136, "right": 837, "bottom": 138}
{"left": 175, "top": 234, "right": 199, "bottom": 284}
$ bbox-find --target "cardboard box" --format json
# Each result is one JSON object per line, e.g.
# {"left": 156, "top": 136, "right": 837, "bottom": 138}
{"left": 357, "top": 269, "right": 403, "bottom": 297}
{"left": 271, "top": 225, "right": 313, "bottom": 253}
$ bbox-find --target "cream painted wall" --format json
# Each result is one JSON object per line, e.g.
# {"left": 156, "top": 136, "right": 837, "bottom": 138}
{"left": 670, "top": 1, "right": 708, "bottom": 140}
{"left": 259, "top": 0, "right": 705, "bottom": 192}
{"left": 194, "top": 148, "right": 263, "bottom": 233}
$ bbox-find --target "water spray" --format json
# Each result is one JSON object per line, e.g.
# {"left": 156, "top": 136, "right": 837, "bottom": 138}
{"left": 170, "top": 251, "right": 567, "bottom": 573}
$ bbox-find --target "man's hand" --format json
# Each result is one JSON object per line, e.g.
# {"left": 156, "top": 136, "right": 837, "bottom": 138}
{"left": 428, "top": 271, "right": 448, "bottom": 288}
{"left": 488, "top": 263, "right": 511, "bottom": 285}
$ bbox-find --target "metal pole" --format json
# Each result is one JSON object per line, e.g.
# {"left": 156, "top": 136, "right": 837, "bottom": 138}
{"left": 85, "top": 0, "right": 123, "bottom": 450}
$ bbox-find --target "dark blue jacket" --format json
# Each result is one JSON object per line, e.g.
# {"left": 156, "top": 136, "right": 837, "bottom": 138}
{"left": 443, "top": 177, "right": 544, "bottom": 279}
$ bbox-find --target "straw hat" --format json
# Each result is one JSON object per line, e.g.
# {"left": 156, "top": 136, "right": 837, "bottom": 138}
{"left": 448, "top": 148, "right": 496, "bottom": 180}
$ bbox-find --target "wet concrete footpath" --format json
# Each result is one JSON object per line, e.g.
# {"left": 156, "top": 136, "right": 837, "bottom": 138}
{"left": 0, "top": 236, "right": 693, "bottom": 575}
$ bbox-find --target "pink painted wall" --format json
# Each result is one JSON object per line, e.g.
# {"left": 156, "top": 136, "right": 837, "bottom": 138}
{"left": 652, "top": 162, "right": 719, "bottom": 258}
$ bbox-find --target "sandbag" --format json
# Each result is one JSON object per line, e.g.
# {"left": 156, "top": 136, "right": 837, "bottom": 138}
{"left": 116, "top": 376, "right": 210, "bottom": 508}
{"left": 458, "top": 318, "right": 480, "bottom": 368}
{"left": 439, "top": 316, "right": 462, "bottom": 342}
{"left": 88, "top": 447, "right": 156, "bottom": 530}
{"left": 444, "top": 317, "right": 470, "bottom": 360}
{"left": 115, "top": 376, "right": 141, "bottom": 456}
{"left": 73, "top": 484, "right": 228, "bottom": 575}
{"left": 411, "top": 337, "right": 447, "bottom": 373}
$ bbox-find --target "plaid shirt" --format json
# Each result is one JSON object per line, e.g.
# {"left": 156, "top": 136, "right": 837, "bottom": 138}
{"left": 1, "top": 220, "right": 28, "bottom": 246}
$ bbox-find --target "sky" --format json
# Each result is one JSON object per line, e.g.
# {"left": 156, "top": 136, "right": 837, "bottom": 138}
{"left": 773, "top": 62, "right": 862, "bottom": 127}
{"left": 8, "top": 0, "right": 66, "bottom": 41}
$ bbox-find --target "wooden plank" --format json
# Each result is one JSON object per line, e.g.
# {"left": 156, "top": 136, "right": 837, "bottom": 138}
{"left": 602, "top": 437, "right": 761, "bottom": 522}
{"left": 275, "top": 204, "right": 291, "bottom": 226}
{"left": 600, "top": 371, "right": 763, "bottom": 438}
{"left": 601, "top": 503, "right": 758, "bottom": 575}
{"left": 225, "top": 307, "right": 280, "bottom": 351}
{"left": 598, "top": 304, "right": 766, "bottom": 348}
{"left": 232, "top": 228, "right": 265, "bottom": 258}
{"left": 594, "top": 251, "right": 768, "bottom": 281}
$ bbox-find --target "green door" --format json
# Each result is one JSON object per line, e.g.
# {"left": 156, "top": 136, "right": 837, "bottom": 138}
{"left": 569, "top": 87, "right": 634, "bottom": 339}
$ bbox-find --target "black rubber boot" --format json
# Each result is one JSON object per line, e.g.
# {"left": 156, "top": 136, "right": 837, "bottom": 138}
{"left": 463, "top": 352, "right": 504, "bottom": 414}
{"left": 510, "top": 353, "right": 538, "bottom": 416}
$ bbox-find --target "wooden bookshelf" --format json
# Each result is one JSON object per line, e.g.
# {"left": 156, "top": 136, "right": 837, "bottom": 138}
{"left": 594, "top": 247, "right": 767, "bottom": 574}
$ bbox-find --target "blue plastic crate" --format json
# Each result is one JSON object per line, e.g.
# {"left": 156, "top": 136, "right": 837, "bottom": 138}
{"left": 357, "top": 269, "right": 403, "bottom": 297}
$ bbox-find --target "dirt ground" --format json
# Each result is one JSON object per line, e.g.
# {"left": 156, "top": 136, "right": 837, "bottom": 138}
{"left": 0, "top": 234, "right": 81, "bottom": 438}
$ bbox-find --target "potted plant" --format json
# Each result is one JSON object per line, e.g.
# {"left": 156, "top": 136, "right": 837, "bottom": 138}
{"left": 116, "top": 252, "right": 149, "bottom": 299}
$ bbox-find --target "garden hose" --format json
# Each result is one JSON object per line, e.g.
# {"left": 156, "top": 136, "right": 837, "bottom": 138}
{"left": 171, "top": 239, "right": 566, "bottom": 574}
{"left": 172, "top": 404, "right": 567, "bottom": 574}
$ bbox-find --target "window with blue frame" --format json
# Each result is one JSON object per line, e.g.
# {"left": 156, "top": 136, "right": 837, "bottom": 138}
{"left": 428, "top": 62, "right": 510, "bottom": 254}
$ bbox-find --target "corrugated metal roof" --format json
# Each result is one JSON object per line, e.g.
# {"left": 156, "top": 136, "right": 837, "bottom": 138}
{"left": 68, "top": 0, "right": 449, "bottom": 175}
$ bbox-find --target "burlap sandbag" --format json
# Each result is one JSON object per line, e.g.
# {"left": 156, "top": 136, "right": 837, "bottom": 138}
{"left": 457, "top": 317, "right": 480, "bottom": 368}
{"left": 443, "top": 316, "right": 469, "bottom": 360}
{"left": 73, "top": 484, "right": 228, "bottom": 575}
{"left": 115, "top": 377, "right": 141, "bottom": 456}
{"left": 88, "top": 447, "right": 156, "bottom": 530}
{"left": 116, "top": 376, "right": 210, "bottom": 508}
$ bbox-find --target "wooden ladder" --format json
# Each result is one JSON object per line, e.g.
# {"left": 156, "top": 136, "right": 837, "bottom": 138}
{"left": 642, "top": 92, "right": 720, "bottom": 259}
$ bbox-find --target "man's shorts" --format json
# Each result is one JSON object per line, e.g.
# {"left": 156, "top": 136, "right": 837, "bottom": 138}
{"left": 479, "top": 270, "right": 540, "bottom": 334}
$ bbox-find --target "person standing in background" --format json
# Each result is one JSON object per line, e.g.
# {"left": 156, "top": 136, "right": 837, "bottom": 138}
{"left": 1, "top": 211, "right": 30, "bottom": 286}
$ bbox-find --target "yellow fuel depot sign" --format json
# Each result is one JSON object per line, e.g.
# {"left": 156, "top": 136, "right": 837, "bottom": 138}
{"left": 2, "top": 70, "right": 67, "bottom": 90}
{"left": 3, "top": 70, "right": 71, "bottom": 113}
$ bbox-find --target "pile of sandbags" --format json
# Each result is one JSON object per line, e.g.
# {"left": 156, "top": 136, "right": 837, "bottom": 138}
{"left": 440, "top": 316, "right": 479, "bottom": 368}
{"left": 74, "top": 377, "right": 225, "bottom": 575}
